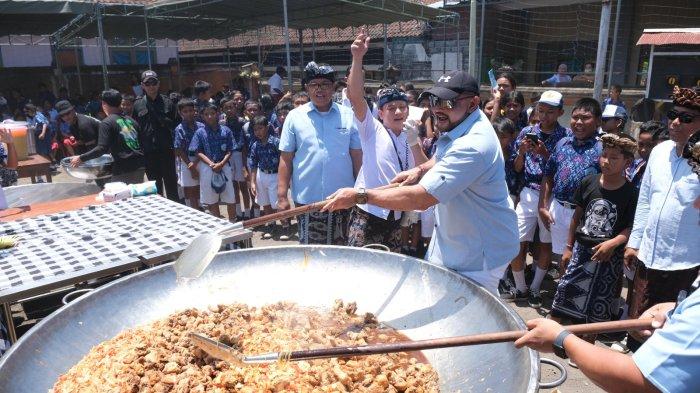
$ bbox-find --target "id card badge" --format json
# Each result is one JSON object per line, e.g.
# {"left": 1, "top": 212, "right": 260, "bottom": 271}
{"left": 488, "top": 69, "right": 498, "bottom": 93}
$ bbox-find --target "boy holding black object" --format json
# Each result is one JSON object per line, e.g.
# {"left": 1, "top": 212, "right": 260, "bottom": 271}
{"left": 502, "top": 91, "right": 568, "bottom": 305}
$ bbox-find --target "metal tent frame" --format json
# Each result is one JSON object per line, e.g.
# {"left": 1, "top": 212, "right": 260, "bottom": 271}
{"left": 1, "top": 0, "right": 458, "bottom": 90}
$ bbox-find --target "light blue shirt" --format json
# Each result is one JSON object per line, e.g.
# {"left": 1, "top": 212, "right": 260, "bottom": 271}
{"left": 419, "top": 109, "right": 519, "bottom": 273}
{"left": 628, "top": 140, "right": 700, "bottom": 271}
{"left": 279, "top": 101, "right": 361, "bottom": 204}
{"left": 633, "top": 288, "right": 700, "bottom": 393}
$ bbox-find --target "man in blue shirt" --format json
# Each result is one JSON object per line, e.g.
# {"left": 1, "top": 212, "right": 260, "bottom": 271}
{"left": 515, "top": 281, "right": 700, "bottom": 393}
{"left": 322, "top": 71, "right": 519, "bottom": 293}
{"left": 624, "top": 86, "right": 700, "bottom": 335}
{"left": 277, "top": 62, "right": 362, "bottom": 245}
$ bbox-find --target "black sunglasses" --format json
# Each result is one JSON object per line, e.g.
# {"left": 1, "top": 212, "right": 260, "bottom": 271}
{"left": 427, "top": 94, "right": 474, "bottom": 109}
{"left": 143, "top": 80, "right": 159, "bottom": 86}
{"left": 667, "top": 110, "right": 698, "bottom": 124}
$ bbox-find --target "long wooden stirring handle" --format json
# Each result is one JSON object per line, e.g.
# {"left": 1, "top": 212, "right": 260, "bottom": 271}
{"left": 277, "top": 319, "right": 654, "bottom": 362}
{"left": 240, "top": 183, "right": 401, "bottom": 230}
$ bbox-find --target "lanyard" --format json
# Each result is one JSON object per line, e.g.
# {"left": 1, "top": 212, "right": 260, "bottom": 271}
{"left": 386, "top": 128, "right": 409, "bottom": 172}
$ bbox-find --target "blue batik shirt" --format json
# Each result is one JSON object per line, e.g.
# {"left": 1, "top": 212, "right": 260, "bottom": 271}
{"left": 512, "top": 122, "right": 570, "bottom": 190}
{"left": 250, "top": 135, "right": 281, "bottom": 172}
{"left": 188, "top": 124, "right": 233, "bottom": 163}
{"left": 226, "top": 117, "right": 247, "bottom": 152}
{"left": 625, "top": 157, "right": 646, "bottom": 190}
{"left": 174, "top": 120, "right": 203, "bottom": 158}
{"left": 544, "top": 135, "right": 602, "bottom": 204}
{"left": 602, "top": 97, "right": 626, "bottom": 109}
{"left": 504, "top": 144, "right": 523, "bottom": 196}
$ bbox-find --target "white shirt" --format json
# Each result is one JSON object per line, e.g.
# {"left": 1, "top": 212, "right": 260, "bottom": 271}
{"left": 354, "top": 109, "right": 414, "bottom": 220}
{"left": 268, "top": 73, "right": 283, "bottom": 94}
{"left": 628, "top": 140, "right": 700, "bottom": 271}
{"left": 0, "top": 187, "right": 6, "bottom": 209}
{"left": 341, "top": 88, "right": 378, "bottom": 119}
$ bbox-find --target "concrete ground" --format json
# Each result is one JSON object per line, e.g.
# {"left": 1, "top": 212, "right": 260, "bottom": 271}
{"left": 15, "top": 168, "right": 619, "bottom": 392}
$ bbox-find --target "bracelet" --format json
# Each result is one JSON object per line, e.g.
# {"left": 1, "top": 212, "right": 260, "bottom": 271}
{"left": 565, "top": 243, "right": 573, "bottom": 249}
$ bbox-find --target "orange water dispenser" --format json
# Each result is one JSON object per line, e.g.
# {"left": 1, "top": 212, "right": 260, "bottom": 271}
{"left": 1, "top": 120, "right": 29, "bottom": 161}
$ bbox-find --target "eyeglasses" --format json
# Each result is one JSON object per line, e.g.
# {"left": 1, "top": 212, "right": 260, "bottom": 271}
{"left": 306, "top": 81, "right": 334, "bottom": 91}
{"left": 427, "top": 94, "right": 474, "bottom": 109}
{"left": 667, "top": 110, "right": 698, "bottom": 124}
{"left": 143, "top": 80, "right": 159, "bottom": 86}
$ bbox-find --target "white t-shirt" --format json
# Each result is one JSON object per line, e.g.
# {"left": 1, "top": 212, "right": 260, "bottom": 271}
{"left": 354, "top": 109, "right": 415, "bottom": 220}
{"left": 268, "top": 73, "right": 283, "bottom": 94}
{"left": 341, "top": 88, "right": 379, "bottom": 119}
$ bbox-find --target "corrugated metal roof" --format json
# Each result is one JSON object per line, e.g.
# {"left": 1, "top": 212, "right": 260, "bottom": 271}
{"left": 0, "top": 0, "right": 456, "bottom": 40}
{"left": 636, "top": 30, "right": 700, "bottom": 46}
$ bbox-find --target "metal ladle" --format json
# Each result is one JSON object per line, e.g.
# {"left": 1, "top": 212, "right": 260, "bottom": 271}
{"left": 174, "top": 184, "right": 399, "bottom": 280}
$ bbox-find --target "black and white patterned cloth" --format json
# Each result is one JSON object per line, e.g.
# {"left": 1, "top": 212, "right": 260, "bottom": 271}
{"left": 0, "top": 195, "right": 231, "bottom": 296}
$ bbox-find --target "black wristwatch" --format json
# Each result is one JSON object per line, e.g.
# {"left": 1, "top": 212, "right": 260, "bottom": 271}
{"left": 355, "top": 188, "right": 368, "bottom": 205}
{"left": 552, "top": 330, "right": 571, "bottom": 359}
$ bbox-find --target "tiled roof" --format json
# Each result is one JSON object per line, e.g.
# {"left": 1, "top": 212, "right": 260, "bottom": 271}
{"left": 179, "top": 20, "right": 427, "bottom": 52}
{"left": 637, "top": 30, "right": 700, "bottom": 46}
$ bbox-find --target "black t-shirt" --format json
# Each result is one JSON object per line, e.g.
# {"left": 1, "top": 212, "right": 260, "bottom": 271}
{"left": 80, "top": 114, "right": 145, "bottom": 175}
{"left": 69, "top": 114, "right": 100, "bottom": 153}
{"left": 574, "top": 174, "right": 638, "bottom": 247}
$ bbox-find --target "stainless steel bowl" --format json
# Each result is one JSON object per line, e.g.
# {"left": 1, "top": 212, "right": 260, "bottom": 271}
{"left": 0, "top": 246, "right": 540, "bottom": 392}
{"left": 60, "top": 154, "right": 114, "bottom": 180}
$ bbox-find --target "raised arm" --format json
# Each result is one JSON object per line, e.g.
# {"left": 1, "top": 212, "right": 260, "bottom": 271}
{"left": 348, "top": 30, "right": 371, "bottom": 121}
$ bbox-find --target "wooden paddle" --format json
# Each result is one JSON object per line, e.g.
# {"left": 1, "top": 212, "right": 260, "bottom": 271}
{"left": 240, "top": 319, "right": 654, "bottom": 363}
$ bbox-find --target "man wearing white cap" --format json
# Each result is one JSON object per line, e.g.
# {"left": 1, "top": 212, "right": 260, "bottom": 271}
{"left": 601, "top": 104, "right": 628, "bottom": 135}
{"left": 503, "top": 90, "right": 569, "bottom": 307}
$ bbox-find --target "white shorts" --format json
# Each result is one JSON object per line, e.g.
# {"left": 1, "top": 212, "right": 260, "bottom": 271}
{"left": 230, "top": 151, "right": 246, "bottom": 182}
{"left": 255, "top": 170, "right": 278, "bottom": 208}
{"left": 177, "top": 160, "right": 199, "bottom": 188}
{"left": 549, "top": 199, "right": 576, "bottom": 254}
{"left": 198, "top": 161, "right": 235, "bottom": 205}
{"left": 516, "top": 187, "right": 551, "bottom": 243}
{"left": 461, "top": 262, "right": 511, "bottom": 295}
{"left": 420, "top": 206, "right": 435, "bottom": 238}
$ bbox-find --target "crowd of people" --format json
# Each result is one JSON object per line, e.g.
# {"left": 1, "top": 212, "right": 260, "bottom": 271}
{"left": 1, "top": 31, "right": 699, "bottom": 392}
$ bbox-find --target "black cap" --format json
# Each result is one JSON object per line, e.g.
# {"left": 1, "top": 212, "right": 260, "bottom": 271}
{"left": 55, "top": 100, "right": 74, "bottom": 115}
{"left": 141, "top": 70, "right": 158, "bottom": 83}
{"left": 303, "top": 62, "right": 335, "bottom": 83}
{"left": 421, "top": 71, "right": 480, "bottom": 101}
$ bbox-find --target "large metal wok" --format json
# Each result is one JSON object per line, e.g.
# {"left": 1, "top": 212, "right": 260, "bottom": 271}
{"left": 0, "top": 246, "right": 540, "bottom": 392}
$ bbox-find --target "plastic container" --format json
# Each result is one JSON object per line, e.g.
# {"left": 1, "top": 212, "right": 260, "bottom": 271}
{"left": 1, "top": 120, "right": 29, "bottom": 161}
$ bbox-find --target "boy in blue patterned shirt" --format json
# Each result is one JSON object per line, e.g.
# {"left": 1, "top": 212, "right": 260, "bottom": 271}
{"left": 173, "top": 98, "right": 203, "bottom": 209}
{"left": 504, "top": 91, "right": 570, "bottom": 305}
{"left": 249, "top": 115, "right": 282, "bottom": 239}
{"left": 539, "top": 98, "right": 603, "bottom": 288}
{"left": 188, "top": 103, "right": 236, "bottom": 219}
{"left": 221, "top": 96, "right": 248, "bottom": 220}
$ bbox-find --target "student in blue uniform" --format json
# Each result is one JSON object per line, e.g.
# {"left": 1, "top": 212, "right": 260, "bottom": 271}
{"left": 249, "top": 115, "right": 283, "bottom": 239}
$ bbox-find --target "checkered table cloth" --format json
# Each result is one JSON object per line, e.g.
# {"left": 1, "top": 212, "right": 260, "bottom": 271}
{"left": 0, "top": 195, "right": 231, "bottom": 297}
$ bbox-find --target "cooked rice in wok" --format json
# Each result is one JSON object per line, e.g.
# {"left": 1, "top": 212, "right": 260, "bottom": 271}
{"left": 51, "top": 300, "right": 440, "bottom": 392}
